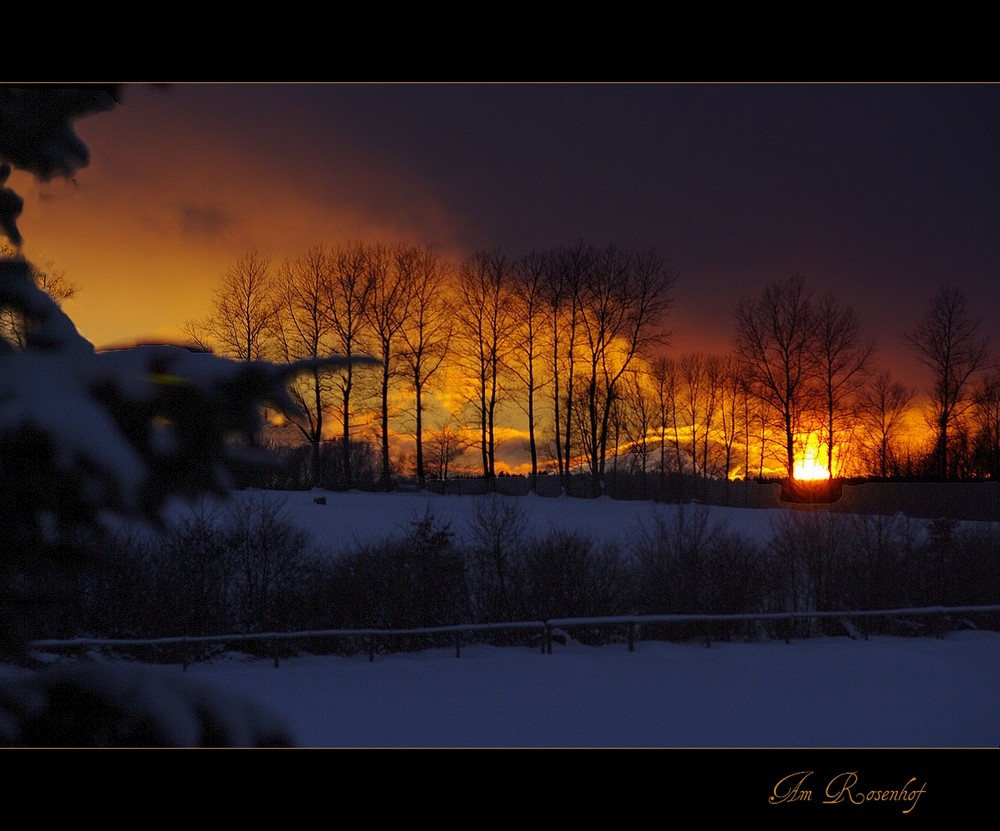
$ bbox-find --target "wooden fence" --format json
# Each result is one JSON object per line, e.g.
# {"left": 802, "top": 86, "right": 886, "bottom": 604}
{"left": 26, "top": 604, "right": 1000, "bottom": 668}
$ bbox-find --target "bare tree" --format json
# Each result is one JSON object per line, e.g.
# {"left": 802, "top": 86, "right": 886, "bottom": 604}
{"left": 399, "top": 247, "right": 453, "bottom": 486}
{"left": 326, "top": 242, "right": 375, "bottom": 488}
{"left": 544, "top": 242, "right": 590, "bottom": 492}
{"left": 677, "top": 352, "right": 705, "bottom": 476}
{"left": 970, "top": 373, "right": 1000, "bottom": 478}
{"left": 677, "top": 352, "right": 726, "bottom": 478}
{"left": 0, "top": 243, "right": 77, "bottom": 348}
{"left": 735, "top": 275, "right": 816, "bottom": 479}
{"left": 619, "top": 365, "right": 656, "bottom": 477}
{"left": 650, "top": 355, "right": 683, "bottom": 478}
{"left": 453, "top": 249, "right": 515, "bottom": 481}
{"left": 425, "top": 417, "right": 476, "bottom": 481}
{"left": 715, "top": 354, "right": 743, "bottom": 482}
{"left": 813, "top": 294, "right": 875, "bottom": 477}
{"left": 734, "top": 365, "right": 784, "bottom": 480}
{"left": 857, "top": 369, "right": 915, "bottom": 477}
{"left": 700, "top": 354, "right": 725, "bottom": 478}
{"left": 183, "top": 251, "right": 277, "bottom": 360}
{"left": 506, "top": 251, "right": 550, "bottom": 489}
{"left": 673, "top": 352, "right": 727, "bottom": 480}
{"left": 577, "top": 245, "right": 675, "bottom": 495}
{"left": 272, "top": 246, "right": 340, "bottom": 487}
{"left": 905, "top": 286, "right": 991, "bottom": 479}
{"left": 363, "top": 242, "right": 414, "bottom": 489}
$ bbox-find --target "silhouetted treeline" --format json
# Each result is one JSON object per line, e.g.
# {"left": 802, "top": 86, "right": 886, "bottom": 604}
{"left": 186, "top": 247, "right": 996, "bottom": 486}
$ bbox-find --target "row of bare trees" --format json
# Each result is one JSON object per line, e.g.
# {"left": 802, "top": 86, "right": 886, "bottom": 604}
{"left": 185, "top": 245, "right": 996, "bottom": 488}
{"left": 734, "top": 276, "right": 994, "bottom": 480}
{"left": 735, "top": 276, "right": 874, "bottom": 479}
{"left": 186, "top": 243, "right": 451, "bottom": 489}
{"left": 185, "top": 242, "right": 677, "bottom": 492}
{"left": 448, "top": 244, "right": 676, "bottom": 494}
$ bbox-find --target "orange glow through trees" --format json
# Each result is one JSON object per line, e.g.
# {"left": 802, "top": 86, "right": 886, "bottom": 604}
{"left": 792, "top": 436, "right": 831, "bottom": 481}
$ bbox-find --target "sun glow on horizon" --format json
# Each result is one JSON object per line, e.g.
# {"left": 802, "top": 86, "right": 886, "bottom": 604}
{"left": 792, "top": 438, "right": 831, "bottom": 481}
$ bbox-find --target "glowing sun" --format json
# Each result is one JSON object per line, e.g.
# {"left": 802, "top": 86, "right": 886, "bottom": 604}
{"left": 793, "top": 446, "right": 830, "bottom": 481}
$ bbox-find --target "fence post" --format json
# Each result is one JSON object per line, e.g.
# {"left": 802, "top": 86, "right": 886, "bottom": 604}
{"left": 627, "top": 621, "right": 635, "bottom": 653}
{"left": 366, "top": 637, "right": 374, "bottom": 663}
{"left": 182, "top": 638, "right": 190, "bottom": 672}
{"left": 455, "top": 633, "right": 461, "bottom": 658}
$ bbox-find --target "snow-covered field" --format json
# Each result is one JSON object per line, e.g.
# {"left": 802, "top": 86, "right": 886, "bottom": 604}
{"left": 183, "top": 630, "right": 1000, "bottom": 748}
{"left": 212, "top": 487, "right": 801, "bottom": 550}
{"left": 148, "top": 490, "right": 1000, "bottom": 748}
{"left": 4, "top": 489, "right": 998, "bottom": 753}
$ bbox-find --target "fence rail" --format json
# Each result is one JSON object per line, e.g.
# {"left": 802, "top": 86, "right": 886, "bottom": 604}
{"left": 27, "top": 604, "right": 1000, "bottom": 668}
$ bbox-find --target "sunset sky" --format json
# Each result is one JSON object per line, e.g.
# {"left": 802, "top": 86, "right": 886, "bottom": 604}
{"left": 9, "top": 82, "right": 1000, "bottom": 393}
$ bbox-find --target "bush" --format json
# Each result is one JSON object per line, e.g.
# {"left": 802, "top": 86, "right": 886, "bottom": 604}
{"left": 938, "top": 522, "right": 1000, "bottom": 607}
{"left": 524, "top": 530, "right": 633, "bottom": 630}
{"left": 73, "top": 495, "right": 316, "bottom": 649}
{"left": 463, "top": 495, "right": 530, "bottom": 625}
{"left": 837, "top": 513, "right": 925, "bottom": 616}
{"left": 632, "top": 504, "right": 771, "bottom": 640}
{"left": 80, "top": 528, "right": 157, "bottom": 639}
{"left": 324, "top": 510, "right": 467, "bottom": 637}
{"left": 221, "top": 494, "right": 313, "bottom": 633}
{"left": 768, "top": 511, "right": 854, "bottom": 634}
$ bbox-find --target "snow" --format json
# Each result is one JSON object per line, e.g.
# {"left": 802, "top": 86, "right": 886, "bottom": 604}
{"left": 3, "top": 88, "right": 995, "bottom": 757}
{"left": 179, "top": 631, "right": 1000, "bottom": 748}
{"left": 12, "top": 489, "right": 996, "bottom": 749}
{"left": 210, "top": 487, "right": 789, "bottom": 551}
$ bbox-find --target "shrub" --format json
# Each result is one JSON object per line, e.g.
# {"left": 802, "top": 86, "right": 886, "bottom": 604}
{"left": 325, "top": 510, "right": 466, "bottom": 636}
{"left": 768, "top": 511, "right": 854, "bottom": 628}
{"left": 463, "top": 495, "right": 530, "bottom": 625}
{"left": 75, "top": 495, "right": 317, "bottom": 649}
{"left": 632, "top": 504, "right": 770, "bottom": 640}
{"left": 221, "top": 494, "right": 313, "bottom": 633}
{"left": 524, "top": 530, "right": 633, "bottom": 628}
{"left": 942, "top": 522, "right": 1000, "bottom": 607}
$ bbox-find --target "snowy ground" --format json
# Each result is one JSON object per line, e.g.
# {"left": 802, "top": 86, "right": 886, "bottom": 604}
{"left": 7, "top": 489, "right": 1000, "bottom": 752}
{"left": 205, "top": 487, "right": 815, "bottom": 551}
{"left": 89, "top": 491, "right": 1000, "bottom": 747}
{"left": 180, "top": 630, "right": 1000, "bottom": 748}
